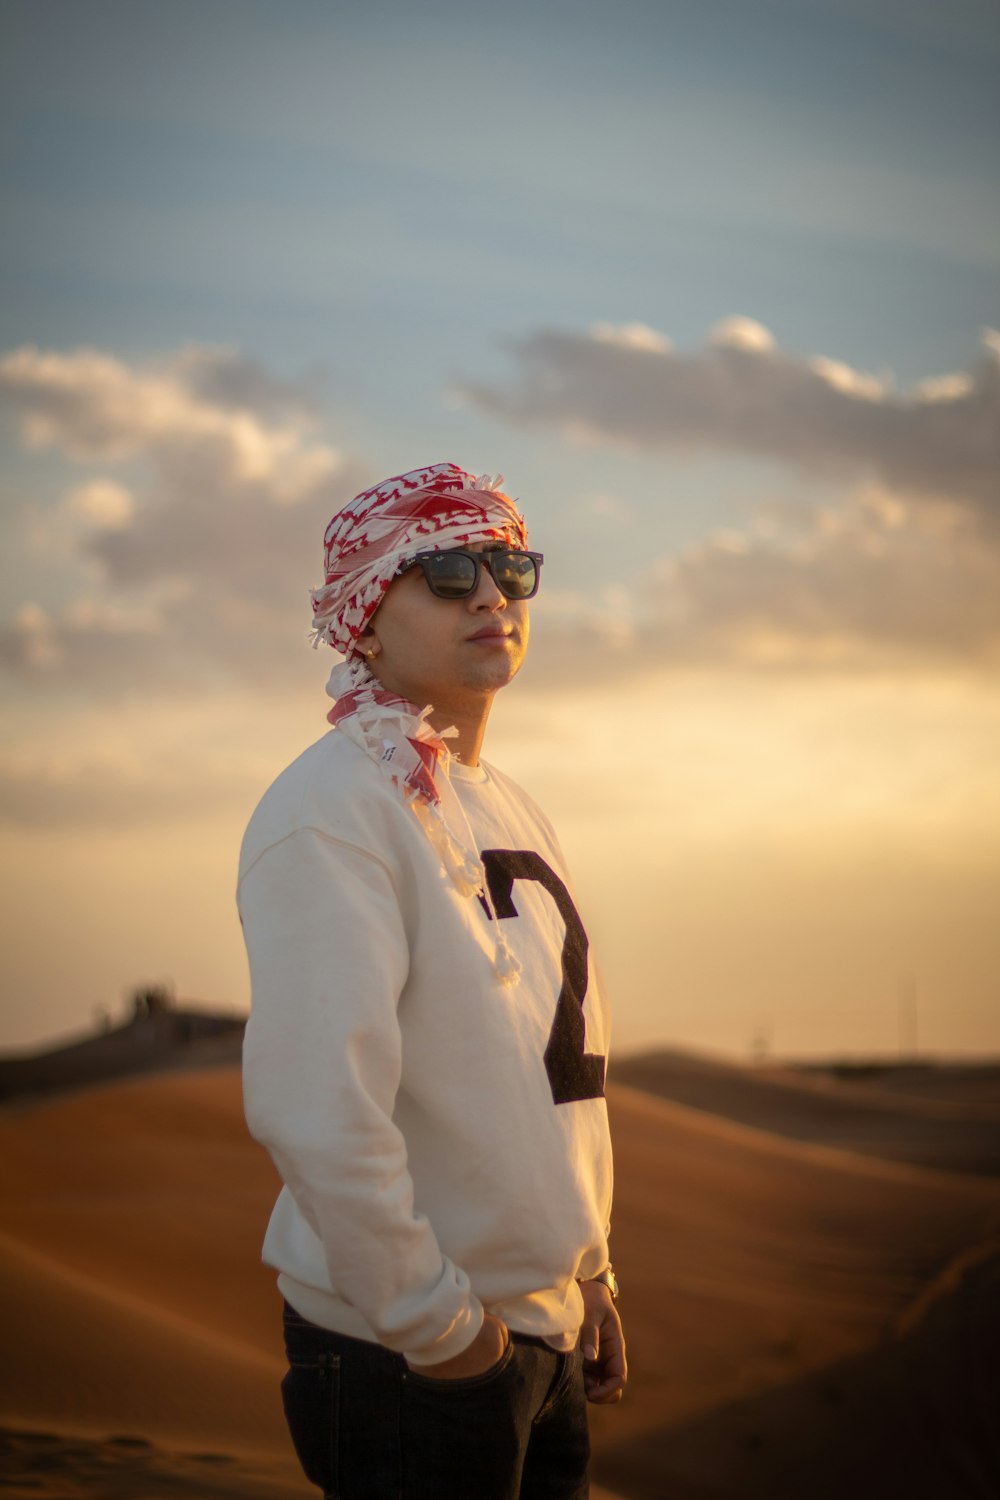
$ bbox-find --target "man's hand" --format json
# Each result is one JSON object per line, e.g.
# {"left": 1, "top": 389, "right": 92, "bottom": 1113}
{"left": 406, "top": 1311, "right": 509, "bottom": 1380}
{"left": 579, "top": 1278, "right": 627, "bottom": 1404}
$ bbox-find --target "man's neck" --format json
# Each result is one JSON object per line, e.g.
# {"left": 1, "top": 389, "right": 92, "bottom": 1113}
{"left": 427, "top": 698, "right": 493, "bottom": 767}
{"left": 366, "top": 660, "right": 495, "bottom": 767}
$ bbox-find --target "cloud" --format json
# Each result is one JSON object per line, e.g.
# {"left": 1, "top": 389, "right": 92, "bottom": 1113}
{"left": 710, "top": 316, "right": 776, "bottom": 354}
{"left": 0, "top": 598, "right": 162, "bottom": 681}
{"left": 0, "top": 343, "right": 371, "bottom": 692}
{"left": 457, "top": 320, "right": 1000, "bottom": 510}
{"left": 591, "top": 322, "right": 673, "bottom": 355}
{"left": 0, "top": 343, "right": 338, "bottom": 498}
{"left": 171, "top": 346, "right": 324, "bottom": 421}
{"left": 523, "top": 481, "right": 1000, "bottom": 683}
{"left": 651, "top": 486, "right": 1000, "bottom": 669}
{"left": 466, "top": 318, "right": 1000, "bottom": 675}
{"left": 0, "top": 730, "right": 275, "bottom": 828}
{"left": 3, "top": 334, "right": 997, "bottom": 724}
{"left": 0, "top": 590, "right": 302, "bottom": 694}
{"left": 65, "top": 478, "right": 135, "bottom": 529}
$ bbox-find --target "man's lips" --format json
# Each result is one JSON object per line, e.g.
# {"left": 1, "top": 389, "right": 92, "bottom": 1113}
{"left": 466, "top": 625, "right": 514, "bottom": 642}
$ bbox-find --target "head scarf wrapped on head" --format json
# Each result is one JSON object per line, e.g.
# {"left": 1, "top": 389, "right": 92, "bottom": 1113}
{"left": 310, "top": 461, "right": 528, "bottom": 654}
{"left": 309, "top": 463, "right": 529, "bottom": 985}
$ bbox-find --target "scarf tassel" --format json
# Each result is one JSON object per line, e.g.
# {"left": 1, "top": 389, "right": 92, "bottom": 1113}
{"left": 326, "top": 655, "right": 521, "bottom": 988}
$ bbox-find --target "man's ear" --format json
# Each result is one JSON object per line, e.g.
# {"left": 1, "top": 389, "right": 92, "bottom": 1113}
{"left": 357, "top": 628, "right": 381, "bottom": 661}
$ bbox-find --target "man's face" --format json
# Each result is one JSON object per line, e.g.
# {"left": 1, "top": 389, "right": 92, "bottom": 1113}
{"left": 361, "top": 541, "right": 530, "bottom": 709}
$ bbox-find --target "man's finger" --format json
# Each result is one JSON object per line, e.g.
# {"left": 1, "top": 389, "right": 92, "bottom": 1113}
{"left": 586, "top": 1382, "right": 625, "bottom": 1405}
{"left": 580, "top": 1321, "right": 599, "bottom": 1362}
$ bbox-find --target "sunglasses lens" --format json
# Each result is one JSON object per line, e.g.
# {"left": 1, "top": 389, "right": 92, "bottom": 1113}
{"left": 414, "top": 549, "right": 541, "bottom": 599}
{"left": 424, "top": 552, "right": 478, "bottom": 598}
{"left": 492, "top": 551, "right": 538, "bottom": 599}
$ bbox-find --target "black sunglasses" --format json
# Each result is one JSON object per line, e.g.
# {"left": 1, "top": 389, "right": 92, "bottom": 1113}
{"left": 405, "top": 548, "right": 544, "bottom": 601}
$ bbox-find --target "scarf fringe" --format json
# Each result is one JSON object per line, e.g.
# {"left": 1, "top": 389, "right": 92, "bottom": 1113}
{"left": 326, "top": 655, "right": 520, "bottom": 986}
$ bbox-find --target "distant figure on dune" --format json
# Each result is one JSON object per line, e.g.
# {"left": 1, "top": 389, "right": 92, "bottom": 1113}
{"left": 238, "top": 463, "right": 625, "bottom": 1499}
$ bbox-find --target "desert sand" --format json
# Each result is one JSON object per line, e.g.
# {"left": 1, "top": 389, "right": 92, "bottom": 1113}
{"left": 1, "top": 1057, "right": 998, "bottom": 1498}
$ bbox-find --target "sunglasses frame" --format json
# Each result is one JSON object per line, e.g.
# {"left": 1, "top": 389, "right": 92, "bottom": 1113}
{"left": 405, "top": 547, "right": 545, "bottom": 601}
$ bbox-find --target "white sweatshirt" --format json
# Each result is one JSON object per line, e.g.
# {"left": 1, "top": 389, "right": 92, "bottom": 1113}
{"left": 238, "top": 729, "right": 613, "bottom": 1367}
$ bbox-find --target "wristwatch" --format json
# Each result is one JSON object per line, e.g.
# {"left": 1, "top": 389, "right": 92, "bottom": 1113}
{"left": 581, "top": 1264, "right": 619, "bottom": 1302}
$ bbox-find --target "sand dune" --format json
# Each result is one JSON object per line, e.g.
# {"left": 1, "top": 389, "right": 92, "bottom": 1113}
{"left": 0, "top": 1069, "right": 283, "bottom": 1357}
{"left": 598, "top": 1240, "right": 1000, "bottom": 1500}
{"left": 0, "top": 1071, "right": 304, "bottom": 1495}
{"left": 2, "top": 1062, "right": 998, "bottom": 1498}
{"left": 612, "top": 1047, "right": 1000, "bottom": 1176}
{"left": 0, "top": 1228, "right": 283, "bottom": 1448}
{"left": 590, "top": 1084, "right": 1000, "bottom": 1496}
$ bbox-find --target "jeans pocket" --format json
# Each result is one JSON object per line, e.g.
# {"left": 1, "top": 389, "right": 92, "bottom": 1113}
{"left": 405, "top": 1336, "right": 516, "bottom": 1394}
{"left": 280, "top": 1350, "right": 341, "bottom": 1496}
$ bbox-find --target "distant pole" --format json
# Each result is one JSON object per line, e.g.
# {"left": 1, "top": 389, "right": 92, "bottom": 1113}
{"left": 899, "top": 973, "right": 918, "bottom": 1058}
{"left": 751, "top": 1019, "right": 771, "bottom": 1065}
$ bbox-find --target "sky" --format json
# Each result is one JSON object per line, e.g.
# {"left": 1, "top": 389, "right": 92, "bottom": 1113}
{"left": 1, "top": 0, "right": 998, "bottom": 1060}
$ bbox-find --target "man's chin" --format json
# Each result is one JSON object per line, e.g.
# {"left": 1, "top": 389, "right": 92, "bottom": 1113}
{"left": 469, "top": 651, "right": 525, "bottom": 694}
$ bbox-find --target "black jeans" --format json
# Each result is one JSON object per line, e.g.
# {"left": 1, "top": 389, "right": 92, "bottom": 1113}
{"left": 280, "top": 1301, "right": 591, "bottom": 1500}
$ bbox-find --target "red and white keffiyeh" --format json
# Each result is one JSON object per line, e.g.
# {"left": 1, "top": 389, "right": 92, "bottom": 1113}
{"left": 310, "top": 463, "right": 528, "bottom": 984}
{"left": 309, "top": 462, "right": 527, "bottom": 655}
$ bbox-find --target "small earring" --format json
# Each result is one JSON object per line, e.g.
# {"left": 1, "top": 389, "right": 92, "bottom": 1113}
{"left": 366, "top": 647, "right": 378, "bottom": 660}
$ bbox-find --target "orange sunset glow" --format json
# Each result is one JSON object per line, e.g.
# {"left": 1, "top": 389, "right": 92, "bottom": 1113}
{"left": 2, "top": 3, "right": 998, "bottom": 1062}
{"left": 2, "top": 4, "right": 999, "bottom": 1497}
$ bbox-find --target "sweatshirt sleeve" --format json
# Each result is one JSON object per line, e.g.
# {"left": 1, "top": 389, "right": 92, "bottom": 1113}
{"left": 238, "top": 825, "right": 484, "bottom": 1365}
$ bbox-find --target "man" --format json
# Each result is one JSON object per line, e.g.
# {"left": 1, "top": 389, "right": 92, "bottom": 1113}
{"left": 239, "top": 463, "right": 625, "bottom": 1500}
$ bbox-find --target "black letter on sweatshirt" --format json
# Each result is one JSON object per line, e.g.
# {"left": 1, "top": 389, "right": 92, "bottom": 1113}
{"left": 481, "top": 849, "right": 605, "bottom": 1105}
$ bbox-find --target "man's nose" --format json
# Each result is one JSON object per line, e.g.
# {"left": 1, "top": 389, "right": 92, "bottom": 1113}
{"left": 470, "top": 559, "right": 506, "bottom": 609}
